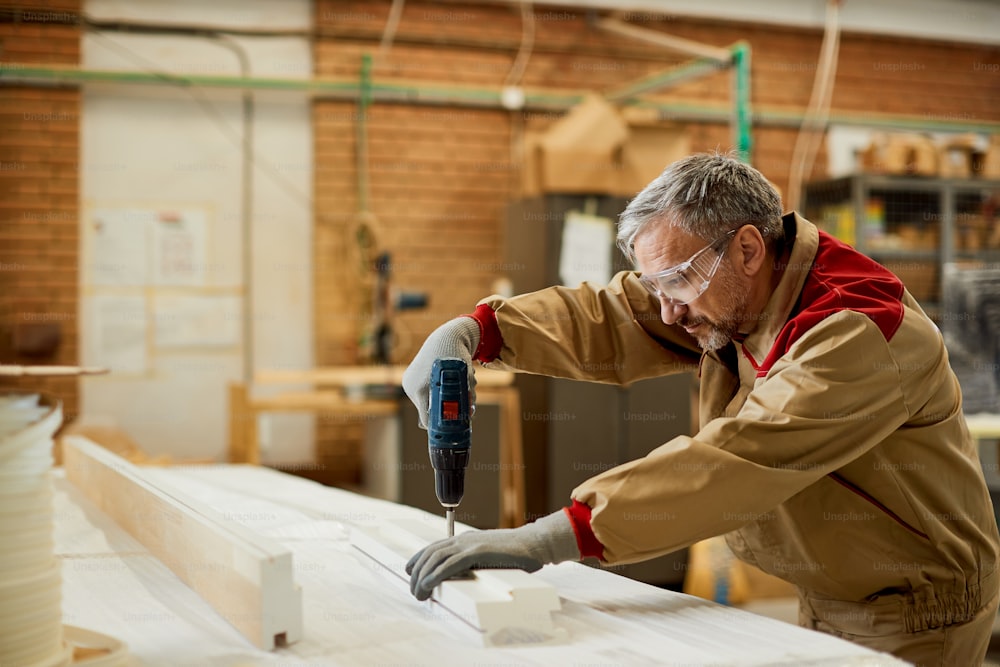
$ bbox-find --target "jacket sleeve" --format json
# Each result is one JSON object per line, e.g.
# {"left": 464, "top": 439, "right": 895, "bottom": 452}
{"left": 572, "top": 310, "right": 912, "bottom": 564}
{"left": 478, "top": 271, "right": 702, "bottom": 384}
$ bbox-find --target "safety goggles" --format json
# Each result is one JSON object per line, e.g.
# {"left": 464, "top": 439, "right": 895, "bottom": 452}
{"left": 638, "top": 229, "right": 737, "bottom": 305}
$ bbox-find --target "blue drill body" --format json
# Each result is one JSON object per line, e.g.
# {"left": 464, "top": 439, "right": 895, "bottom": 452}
{"left": 427, "top": 358, "right": 472, "bottom": 512}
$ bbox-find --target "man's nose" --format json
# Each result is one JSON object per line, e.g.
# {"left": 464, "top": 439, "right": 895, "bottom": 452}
{"left": 659, "top": 297, "right": 687, "bottom": 325}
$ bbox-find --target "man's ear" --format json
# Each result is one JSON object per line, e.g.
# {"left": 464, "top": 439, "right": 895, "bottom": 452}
{"left": 734, "top": 225, "right": 767, "bottom": 277}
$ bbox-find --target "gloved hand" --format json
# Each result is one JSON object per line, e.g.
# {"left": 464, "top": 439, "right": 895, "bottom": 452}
{"left": 405, "top": 510, "right": 581, "bottom": 601}
{"left": 401, "top": 316, "right": 480, "bottom": 429}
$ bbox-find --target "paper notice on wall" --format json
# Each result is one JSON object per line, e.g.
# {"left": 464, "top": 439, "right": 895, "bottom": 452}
{"left": 88, "top": 209, "right": 153, "bottom": 286}
{"left": 153, "top": 210, "right": 207, "bottom": 286}
{"left": 87, "top": 207, "right": 209, "bottom": 287}
{"left": 85, "top": 295, "right": 148, "bottom": 374}
{"left": 559, "top": 211, "right": 613, "bottom": 287}
{"left": 153, "top": 295, "right": 240, "bottom": 348}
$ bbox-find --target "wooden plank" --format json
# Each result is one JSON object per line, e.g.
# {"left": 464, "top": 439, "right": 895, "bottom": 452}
{"left": 351, "top": 519, "right": 564, "bottom": 647}
{"left": 966, "top": 413, "right": 1000, "bottom": 439}
{"left": 227, "top": 382, "right": 250, "bottom": 464}
{"left": 62, "top": 437, "right": 302, "bottom": 650}
{"left": 254, "top": 365, "right": 514, "bottom": 388}
{"left": 0, "top": 365, "right": 107, "bottom": 376}
{"left": 250, "top": 392, "right": 399, "bottom": 414}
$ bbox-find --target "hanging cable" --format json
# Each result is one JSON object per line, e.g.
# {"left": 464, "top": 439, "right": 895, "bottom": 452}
{"left": 505, "top": 2, "right": 535, "bottom": 195}
{"left": 787, "top": 0, "right": 842, "bottom": 210}
{"left": 379, "top": 0, "right": 406, "bottom": 56}
{"left": 83, "top": 26, "right": 314, "bottom": 382}
{"left": 212, "top": 33, "right": 256, "bottom": 384}
{"left": 84, "top": 27, "right": 313, "bottom": 213}
{"left": 504, "top": 1, "right": 535, "bottom": 88}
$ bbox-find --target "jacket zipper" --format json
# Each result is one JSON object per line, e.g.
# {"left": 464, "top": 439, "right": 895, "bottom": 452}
{"left": 828, "top": 472, "right": 930, "bottom": 541}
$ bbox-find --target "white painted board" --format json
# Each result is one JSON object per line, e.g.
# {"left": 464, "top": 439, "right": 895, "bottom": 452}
{"left": 55, "top": 463, "right": 907, "bottom": 666}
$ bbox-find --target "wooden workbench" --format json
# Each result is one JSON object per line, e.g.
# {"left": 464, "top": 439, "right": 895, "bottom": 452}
{"left": 228, "top": 365, "right": 525, "bottom": 527}
{"left": 54, "top": 463, "right": 904, "bottom": 666}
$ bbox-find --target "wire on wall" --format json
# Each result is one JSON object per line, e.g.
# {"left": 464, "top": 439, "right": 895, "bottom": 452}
{"left": 505, "top": 1, "right": 536, "bottom": 88}
{"left": 82, "top": 23, "right": 313, "bottom": 213}
{"left": 379, "top": 0, "right": 406, "bottom": 56}
{"left": 506, "top": 1, "right": 536, "bottom": 200}
{"left": 787, "top": 0, "right": 842, "bottom": 209}
{"left": 82, "top": 23, "right": 313, "bottom": 383}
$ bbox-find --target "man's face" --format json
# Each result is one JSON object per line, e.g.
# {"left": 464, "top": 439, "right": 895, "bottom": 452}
{"left": 634, "top": 224, "right": 753, "bottom": 351}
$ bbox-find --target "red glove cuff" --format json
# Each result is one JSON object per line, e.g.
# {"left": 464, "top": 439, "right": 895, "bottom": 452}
{"left": 563, "top": 500, "right": 606, "bottom": 561}
{"left": 464, "top": 303, "right": 503, "bottom": 363}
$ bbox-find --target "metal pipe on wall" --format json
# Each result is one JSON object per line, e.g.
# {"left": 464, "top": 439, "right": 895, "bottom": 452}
{"left": 731, "top": 42, "right": 752, "bottom": 162}
{"left": 211, "top": 36, "right": 256, "bottom": 385}
{"left": 4, "top": 65, "right": 998, "bottom": 135}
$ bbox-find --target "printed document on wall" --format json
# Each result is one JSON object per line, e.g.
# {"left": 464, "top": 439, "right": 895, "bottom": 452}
{"left": 86, "top": 207, "right": 209, "bottom": 287}
{"left": 153, "top": 210, "right": 207, "bottom": 286}
{"left": 559, "top": 211, "right": 613, "bottom": 287}
{"left": 84, "top": 295, "right": 148, "bottom": 375}
{"left": 88, "top": 209, "right": 152, "bottom": 286}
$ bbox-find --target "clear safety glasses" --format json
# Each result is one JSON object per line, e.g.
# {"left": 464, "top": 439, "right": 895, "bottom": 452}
{"left": 638, "top": 229, "right": 737, "bottom": 305}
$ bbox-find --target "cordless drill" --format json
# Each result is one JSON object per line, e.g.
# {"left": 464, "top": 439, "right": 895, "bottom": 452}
{"left": 427, "top": 358, "right": 472, "bottom": 538}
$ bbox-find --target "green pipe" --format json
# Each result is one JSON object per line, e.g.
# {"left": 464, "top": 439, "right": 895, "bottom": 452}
{"left": 0, "top": 64, "right": 583, "bottom": 109}
{"left": 731, "top": 41, "right": 753, "bottom": 164}
{"left": 4, "top": 64, "right": 1000, "bottom": 135}
{"left": 624, "top": 97, "right": 1000, "bottom": 135}
{"left": 357, "top": 53, "right": 372, "bottom": 215}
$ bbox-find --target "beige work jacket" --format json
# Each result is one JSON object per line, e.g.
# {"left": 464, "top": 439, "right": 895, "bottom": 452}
{"left": 480, "top": 213, "right": 999, "bottom": 632}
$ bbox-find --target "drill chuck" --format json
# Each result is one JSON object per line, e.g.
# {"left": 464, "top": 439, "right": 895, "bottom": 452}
{"left": 430, "top": 447, "right": 470, "bottom": 507}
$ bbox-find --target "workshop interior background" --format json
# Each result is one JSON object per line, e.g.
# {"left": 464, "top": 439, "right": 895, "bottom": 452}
{"left": 2, "top": 0, "right": 1000, "bottom": 621}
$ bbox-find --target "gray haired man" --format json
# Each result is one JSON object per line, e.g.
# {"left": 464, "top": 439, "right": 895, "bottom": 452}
{"left": 403, "top": 153, "right": 999, "bottom": 666}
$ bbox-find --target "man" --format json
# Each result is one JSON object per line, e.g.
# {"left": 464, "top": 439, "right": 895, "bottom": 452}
{"left": 401, "top": 153, "right": 999, "bottom": 666}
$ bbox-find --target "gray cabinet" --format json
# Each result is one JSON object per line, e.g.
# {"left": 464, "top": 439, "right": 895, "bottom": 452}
{"left": 505, "top": 195, "right": 693, "bottom": 589}
{"left": 546, "top": 375, "right": 694, "bottom": 588}
{"left": 805, "top": 174, "right": 1000, "bottom": 511}
{"left": 802, "top": 174, "right": 1000, "bottom": 320}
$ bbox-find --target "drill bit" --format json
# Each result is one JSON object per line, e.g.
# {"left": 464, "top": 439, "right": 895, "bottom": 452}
{"left": 446, "top": 509, "right": 455, "bottom": 538}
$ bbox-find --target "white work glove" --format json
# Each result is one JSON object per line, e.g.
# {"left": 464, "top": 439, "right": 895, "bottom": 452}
{"left": 401, "top": 316, "right": 480, "bottom": 429}
{"left": 405, "top": 511, "right": 581, "bottom": 601}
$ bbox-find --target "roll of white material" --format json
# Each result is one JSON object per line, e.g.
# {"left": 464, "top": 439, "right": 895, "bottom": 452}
{"left": 0, "top": 393, "right": 129, "bottom": 667}
{"left": 0, "top": 394, "right": 65, "bottom": 667}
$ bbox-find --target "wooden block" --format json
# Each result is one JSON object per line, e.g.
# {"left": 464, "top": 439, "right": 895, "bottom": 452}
{"left": 981, "top": 135, "right": 1000, "bottom": 180}
{"left": 62, "top": 437, "right": 302, "bottom": 650}
{"left": 227, "top": 382, "right": 253, "bottom": 464}
{"left": 939, "top": 135, "right": 982, "bottom": 179}
{"left": 351, "top": 518, "right": 564, "bottom": 647}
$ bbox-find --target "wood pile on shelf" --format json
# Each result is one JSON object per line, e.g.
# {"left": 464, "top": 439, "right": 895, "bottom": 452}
{"left": 859, "top": 132, "right": 1000, "bottom": 179}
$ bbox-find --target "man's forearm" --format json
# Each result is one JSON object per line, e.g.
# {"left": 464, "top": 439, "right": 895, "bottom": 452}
{"left": 474, "top": 273, "right": 701, "bottom": 383}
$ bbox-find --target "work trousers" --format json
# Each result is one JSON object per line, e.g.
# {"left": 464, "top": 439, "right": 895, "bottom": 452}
{"left": 798, "top": 588, "right": 999, "bottom": 666}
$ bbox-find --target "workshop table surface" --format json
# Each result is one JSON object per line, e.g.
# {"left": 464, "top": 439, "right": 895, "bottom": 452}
{"left": 54, "top": 464, "right": 905, "bottom": 666}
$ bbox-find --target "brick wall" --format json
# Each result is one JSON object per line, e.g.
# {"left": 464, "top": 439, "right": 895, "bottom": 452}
{"left": 313, "top": 0, "right": 999, "bottom": 486}
{"left": 0, "top": 0, "right": 990, "bottom": 487}
{"left": 0, "top": 2, "right": 81, "bottom": 421}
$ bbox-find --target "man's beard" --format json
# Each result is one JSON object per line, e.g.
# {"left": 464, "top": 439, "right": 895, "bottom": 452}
{"left": 680, "top": 266, "right": 752, "bottom": 352}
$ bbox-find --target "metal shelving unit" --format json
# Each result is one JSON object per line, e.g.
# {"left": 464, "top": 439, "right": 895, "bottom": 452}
{"left": 803, "top": 174, "right": 1000, "bottom": 320}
